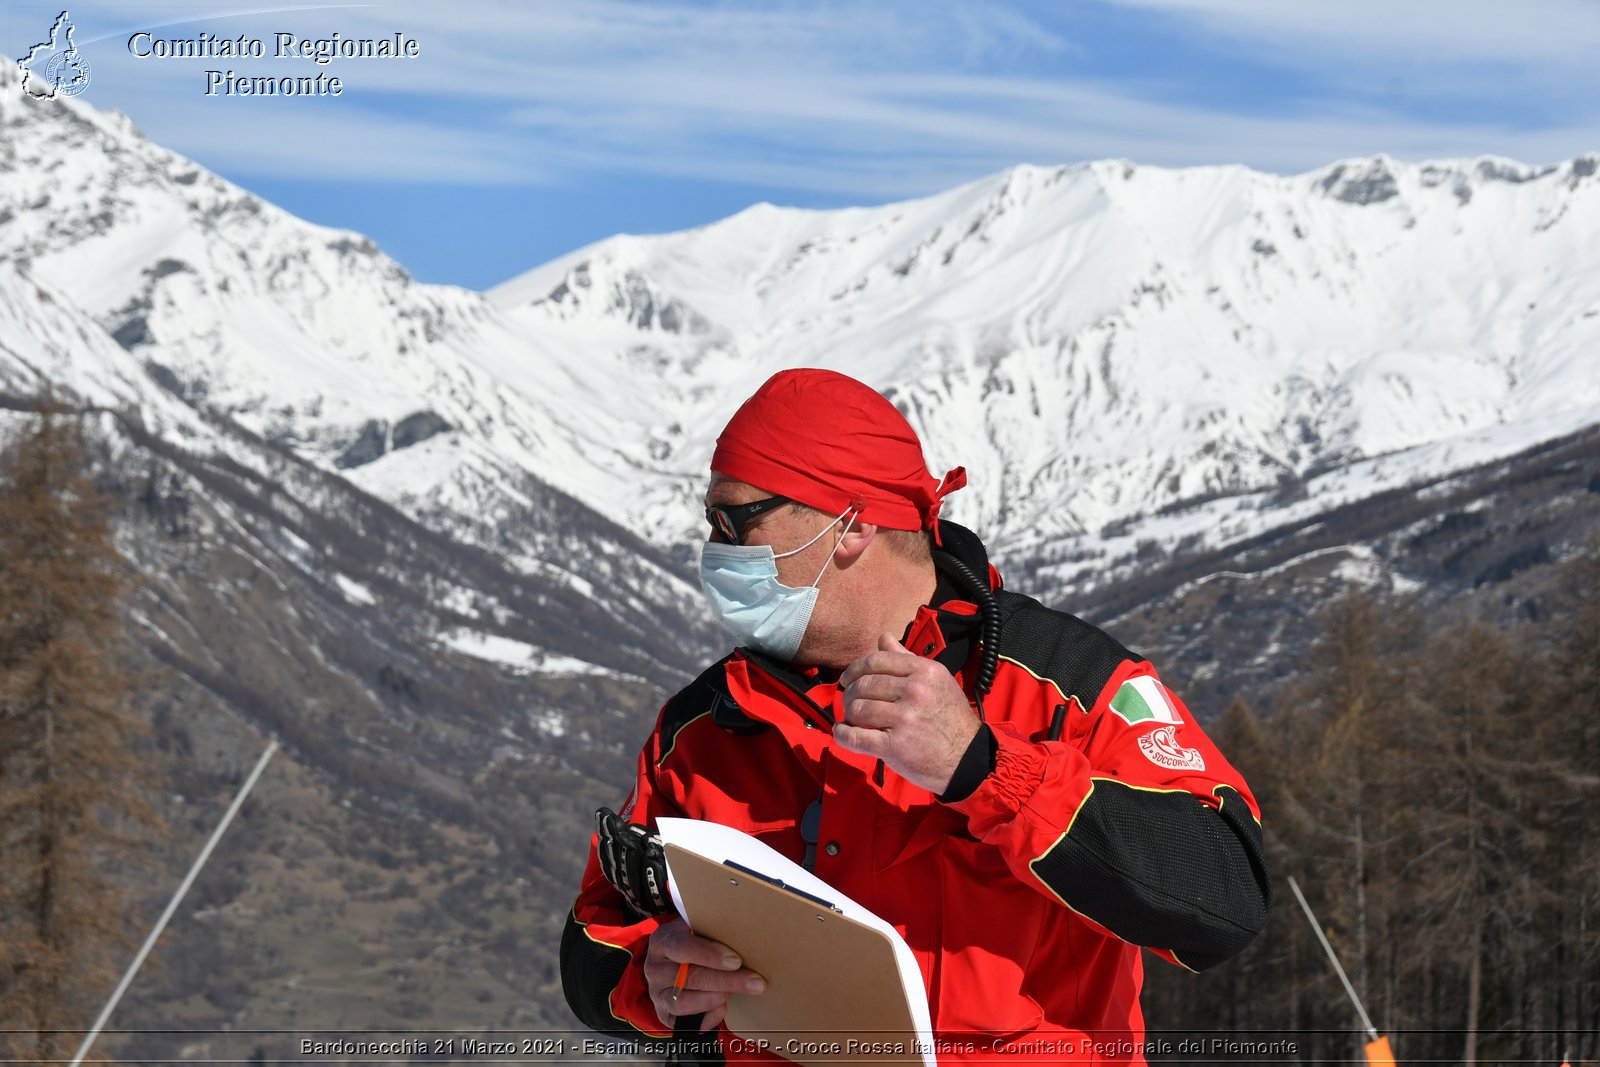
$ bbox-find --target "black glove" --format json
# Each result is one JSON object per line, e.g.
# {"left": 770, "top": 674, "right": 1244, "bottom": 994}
{"left": 595, "top": 807, "right": 673, "bottom": 918}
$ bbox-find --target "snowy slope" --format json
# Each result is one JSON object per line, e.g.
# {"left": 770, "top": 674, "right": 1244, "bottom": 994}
{"left": 4, "top": 56, "right": 1598, "bottom": 596}
{"left": 490, "top": 156, "right": 1600, "bottom": 564}
{"left": 0, "top": 61, "right": 716, "bottom": 680}
{"left": 0, "top": 61, "right": 706, "bottom": 634}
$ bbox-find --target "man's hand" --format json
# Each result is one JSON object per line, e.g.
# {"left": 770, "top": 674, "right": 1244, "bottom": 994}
{"left": 644, "top": 920, "right": 766, "bottom": 1031}
{"left": 834, "top": 633, "right": 980, "bottom": 794}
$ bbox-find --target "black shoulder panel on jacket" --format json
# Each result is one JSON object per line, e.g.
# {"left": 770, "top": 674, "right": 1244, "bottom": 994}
{"left": 1028, "top": 783, "right": 1272, "bottom": 970}
{"left": 559, "top": 910, "right": 662, "bottom": 1043}
{"left": 659, "top": 658, "right": 763, "bottom": 758}
{"left": 994, "top": 589, "right": 1144, "bottom": 708}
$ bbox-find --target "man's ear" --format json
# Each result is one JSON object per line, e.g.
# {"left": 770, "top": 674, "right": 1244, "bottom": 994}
{"left": 835, "top": 521, "right": 877, "bottom": 566}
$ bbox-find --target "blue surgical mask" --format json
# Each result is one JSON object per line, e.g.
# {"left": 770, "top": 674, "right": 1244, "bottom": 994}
{"left": 699, "top": 505, "right": 858, "bottom": 662}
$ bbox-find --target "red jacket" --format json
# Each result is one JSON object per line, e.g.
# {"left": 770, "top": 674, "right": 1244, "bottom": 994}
{"left": 561, "top": 524, "right": 1270, "bottom": 1064}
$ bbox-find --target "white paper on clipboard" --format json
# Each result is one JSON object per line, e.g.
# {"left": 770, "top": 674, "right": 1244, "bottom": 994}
{"left": 658, "top": 817, "right": 936, "bottom": 1066}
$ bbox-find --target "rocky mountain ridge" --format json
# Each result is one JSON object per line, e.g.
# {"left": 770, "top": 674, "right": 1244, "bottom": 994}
{"left": 5, "top": 56, "right": 1596, "bottom": 600}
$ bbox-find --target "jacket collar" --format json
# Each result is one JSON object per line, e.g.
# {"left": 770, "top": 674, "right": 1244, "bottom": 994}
{"left": 930, "top": 519, "right": 996, "bottom": 594}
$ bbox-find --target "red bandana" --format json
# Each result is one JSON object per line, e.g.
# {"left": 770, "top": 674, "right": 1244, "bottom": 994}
{"left": 711, "top": 369, "right": 967, "bottom": 540}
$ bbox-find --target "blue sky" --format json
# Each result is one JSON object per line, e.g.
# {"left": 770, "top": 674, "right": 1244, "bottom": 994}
{"left": 7, "top": 0, "right": 1599, "bottom": 289}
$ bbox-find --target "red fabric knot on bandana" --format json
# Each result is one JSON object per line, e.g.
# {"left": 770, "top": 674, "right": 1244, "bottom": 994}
{"left": 711, "top": 369, "right": 967, "bottom": 541}
{"left": 925, "top": 466, "right": 967, "bottom": 545}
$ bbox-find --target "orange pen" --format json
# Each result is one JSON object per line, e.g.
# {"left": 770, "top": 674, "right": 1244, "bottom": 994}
{"left": 673, "top": 961, "right": 691, "bottom": 997}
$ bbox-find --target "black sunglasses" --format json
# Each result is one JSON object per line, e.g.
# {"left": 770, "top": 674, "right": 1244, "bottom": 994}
{"left": 705, "top": 495, "right": 794, "bottom": 545}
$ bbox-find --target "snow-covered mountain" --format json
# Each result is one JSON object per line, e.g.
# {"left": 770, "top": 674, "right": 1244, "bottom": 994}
{"left": 0, "top": 69, "right": 732, "bottom": 697}
{"left": 489, "top": 154, "right": 1600, "bottom": 573}
{"left": 3, "top": 56, "right": 1598, "bottom": 600}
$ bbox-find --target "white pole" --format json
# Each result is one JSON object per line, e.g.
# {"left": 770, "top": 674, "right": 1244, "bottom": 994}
{"left": 68, "top": 739, "right": 278, "bottom": 1067}
{"left": 1288, "top": 874, "right": 1380, "bottom": 1042}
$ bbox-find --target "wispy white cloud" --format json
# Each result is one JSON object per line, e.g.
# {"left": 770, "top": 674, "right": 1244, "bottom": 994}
{"left": 1104, "top": 0, "right": 1600, "bottom": 65}
{"left": 113, "top": 92, "right": 546, "bottom": 184}
{"left": 21, "top": 0, "right": 1600, "bottom": 197}
{"left": 498, "top": 72, "right": 1598, "bottom": 197}
{"left": 1103, "top": 0, "right": 1600, "bottom": 115}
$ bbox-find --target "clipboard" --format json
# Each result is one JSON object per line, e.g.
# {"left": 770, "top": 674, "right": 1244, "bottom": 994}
{"left": 664, "top": 842, "right": 930, "bottom": 1067}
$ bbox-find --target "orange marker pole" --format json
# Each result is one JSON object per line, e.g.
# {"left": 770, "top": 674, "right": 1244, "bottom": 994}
{"left": 1363, "top": 1036, "right": 1396, "bottom": 1066}
{"left": 1289, "top": 876, "right": 1395, "bottom": 1060}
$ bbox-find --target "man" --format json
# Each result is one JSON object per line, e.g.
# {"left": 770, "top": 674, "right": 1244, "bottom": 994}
{"left": 561, "top": 369, "right": 1271, "bottom": 1064}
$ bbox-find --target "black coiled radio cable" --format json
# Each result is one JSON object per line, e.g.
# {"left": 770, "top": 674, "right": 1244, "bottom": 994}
{"left": 935, "top": 550, "right": 1001, "bottom": 720}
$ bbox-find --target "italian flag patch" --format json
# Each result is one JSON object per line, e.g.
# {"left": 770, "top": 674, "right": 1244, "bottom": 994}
{"left": 1109, "top": 675, "right": 1182, "bottom": 727}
